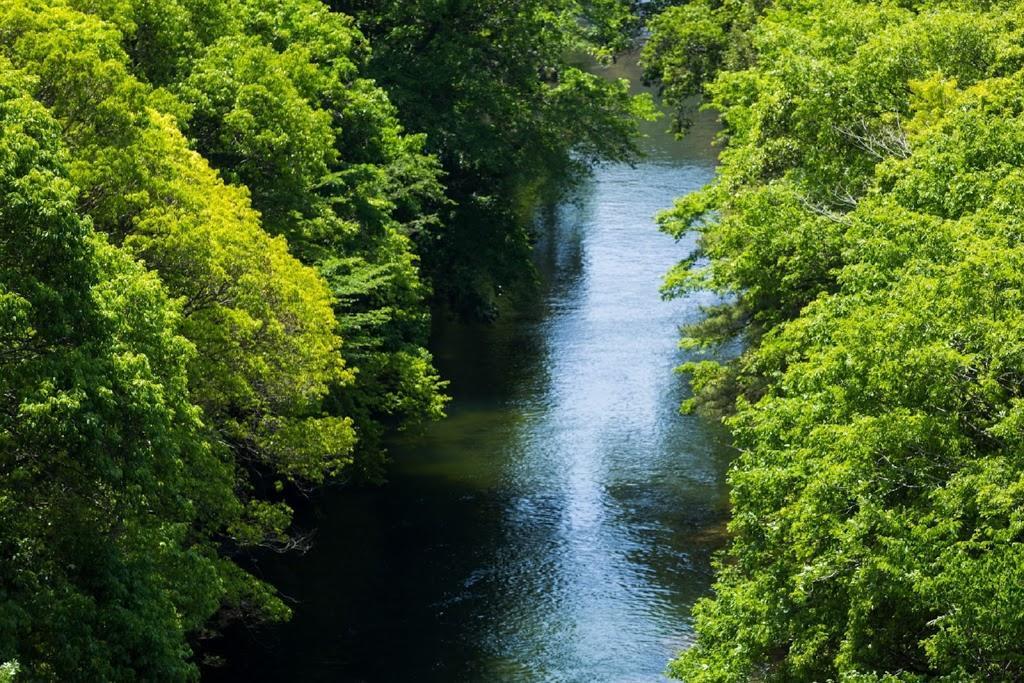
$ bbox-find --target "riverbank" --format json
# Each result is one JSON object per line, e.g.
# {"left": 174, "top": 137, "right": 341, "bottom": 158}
{"left": 205, "top": 53, "right": 729, "bottom": 682}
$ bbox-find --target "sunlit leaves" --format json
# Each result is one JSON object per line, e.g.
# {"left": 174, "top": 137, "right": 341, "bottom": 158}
{"left": 646, "top": 0, "right": 1024, "bottom": 679}
{"left": 0, "top": 66, "right": 248, "bottom": 681}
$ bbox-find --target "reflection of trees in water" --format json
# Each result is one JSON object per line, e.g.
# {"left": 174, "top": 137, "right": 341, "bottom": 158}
{"left": 532, "top": 183, "right": 592, "bottom": 307}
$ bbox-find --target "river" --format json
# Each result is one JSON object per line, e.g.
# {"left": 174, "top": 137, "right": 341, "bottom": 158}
{"left": 207, "top": 55, "right": 730, "bottom": 682}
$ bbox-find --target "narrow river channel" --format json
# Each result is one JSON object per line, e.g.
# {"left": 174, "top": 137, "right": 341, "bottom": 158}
{"left": 208, "top": 55, "right": 731, "bottom": 682}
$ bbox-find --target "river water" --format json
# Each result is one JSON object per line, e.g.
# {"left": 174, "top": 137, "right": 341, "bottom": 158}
{"left": 208, "top": 56, "right": 730, "bottom": 682}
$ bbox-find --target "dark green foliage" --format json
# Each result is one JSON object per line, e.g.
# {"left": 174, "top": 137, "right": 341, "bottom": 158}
{"left": 335, "top": 0, "right": 656, "bottom": 317}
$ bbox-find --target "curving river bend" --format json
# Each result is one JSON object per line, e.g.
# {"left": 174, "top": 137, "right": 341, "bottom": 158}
{"left": 209, "top": 55, "right": 730, "bottom": 682}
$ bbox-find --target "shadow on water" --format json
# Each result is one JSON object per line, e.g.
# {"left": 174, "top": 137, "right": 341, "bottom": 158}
{"left": 204, "top": 52, "right": 730, "bottom": 682}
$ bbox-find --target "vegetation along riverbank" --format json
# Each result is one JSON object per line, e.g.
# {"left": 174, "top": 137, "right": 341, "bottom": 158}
{"left": 645, "top": 0, "right": 1024, "bottom": 679}
{"left": 0, "top": 0, "right": 651, "bottom": 679}
{"left": 3, "top": 0, "right": 1024, "bottom": 680}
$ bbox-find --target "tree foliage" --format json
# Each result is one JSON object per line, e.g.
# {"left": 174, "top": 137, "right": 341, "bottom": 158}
{"left": 55, "top": 0, "right": 451, "bottom": 472}
{"left": 0, "top": 0, "right": 656, "bottom": 678}
{"left": 0, "top": 0, "right": 360, "bottom": 571}
{"left": 335, "top": 0, "right": 657, "bottom": 317}
{"left": 0, "top": 0, "right": 407, "bottom": 677}
{"left": 646, "top": 0, "right": 1024, "bottom": 679}
{"left": 0, "top": 59, "right": 271, "bottom": 682}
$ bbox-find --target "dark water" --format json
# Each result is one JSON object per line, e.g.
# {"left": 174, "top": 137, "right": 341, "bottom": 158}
{"left": 207, "top": 56, "right": 730, "bottom": 682}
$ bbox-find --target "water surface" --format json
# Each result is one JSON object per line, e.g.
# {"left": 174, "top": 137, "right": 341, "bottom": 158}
{"left": 208, "top": 56, "right": 730, "bottom": 683}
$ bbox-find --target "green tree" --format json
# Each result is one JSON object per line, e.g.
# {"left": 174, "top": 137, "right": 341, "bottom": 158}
{"left": 72, "top": 0, "right": 450, "bottom": 470}
{"left": 0, "top": 6, "right": 358, "bottom": 666}
{"left": 645, "top": 0, "right": 1024, "bottom": 679}
{"left": 173, "top": 0, "right": 450, "bottom": 469}
{"left": 335, "top": 0, "right": 656, "bottom": 317}
{"left": 0, "top": 59, "right": 270, "bottom": 682}
{"left": 0, "top": 0, "right": 354, "bottom": 490}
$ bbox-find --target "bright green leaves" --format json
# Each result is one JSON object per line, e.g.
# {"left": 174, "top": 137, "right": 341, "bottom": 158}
{"left": 0, "top": 0, "right": 354, "bottom": 485}
{"left": 177, "top": 35, "right": 337, "bottom": 241}
{"left": 645, "top": 0, "right": 1024, "bottom": 679}
{"left": 144, "top": 0, "right": 449, "bottom": 467}
{"left": 0, "top": 63, "right": 248, "bottom": 681}
{"left": 0, "top": 1, "right": 452, "bottom": 673}
{"left": 0, "top": 2, "right": 361, "bottom": 677}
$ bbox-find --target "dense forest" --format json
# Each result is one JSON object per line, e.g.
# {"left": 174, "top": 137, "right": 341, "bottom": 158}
{"left": 5, "top": 0, "right": 1024, "bottom": 680}
{"left": 644, "top": 0, "right": 1024, "bottom": 679}
{"left": 0, "top": 0, "right": 652, "bottom": 679}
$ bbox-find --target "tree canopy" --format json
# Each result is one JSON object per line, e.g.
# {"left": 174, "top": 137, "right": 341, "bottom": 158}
{"left": 0, "top": 57, "right": 267, "bottom": 681}
{"left": 52, "top": 0, "right": 450, "bottom": 473}
{"left": 645, "top": 0, "right": 1024, "bottom": 679}
{"left": 335, "top": 0, "right": 656, "bottom": 316}
{"left": 0, "top": 0, "right": 653, "bottom": 678}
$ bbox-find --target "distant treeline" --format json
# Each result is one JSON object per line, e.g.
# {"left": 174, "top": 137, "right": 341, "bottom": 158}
{"left": 644, "top": 0, "right": 1024, "bottom": 679}
{"left": 0, "top": 0, "right": 652, "bottom": 679}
